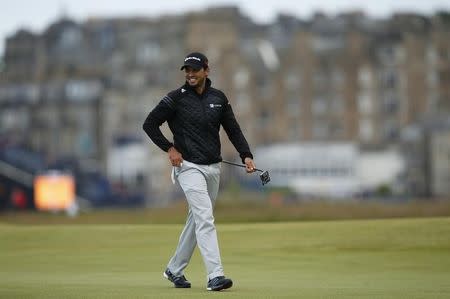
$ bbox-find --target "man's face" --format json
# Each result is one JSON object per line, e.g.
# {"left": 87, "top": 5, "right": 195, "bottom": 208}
{"left": 184, "top": 66, "right": 209, "bottom": 88}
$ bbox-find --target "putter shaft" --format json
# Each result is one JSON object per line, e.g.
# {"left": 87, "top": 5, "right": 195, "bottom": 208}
{"left": 221, "top": 160, "right": 264, "bottom": 172}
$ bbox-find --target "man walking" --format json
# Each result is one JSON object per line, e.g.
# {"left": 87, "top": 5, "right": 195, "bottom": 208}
{"left": 143, "top": 52, "right": 256, "bottom": 291}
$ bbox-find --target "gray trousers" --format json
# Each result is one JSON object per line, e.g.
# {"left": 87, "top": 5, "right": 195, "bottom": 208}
{"left": 167, "top": 160, "right": 224, "bottom": 280}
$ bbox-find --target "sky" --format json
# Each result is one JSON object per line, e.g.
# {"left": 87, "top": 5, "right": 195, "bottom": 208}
{"left": 1, "top": 0, "right": 450, "bottom": 56}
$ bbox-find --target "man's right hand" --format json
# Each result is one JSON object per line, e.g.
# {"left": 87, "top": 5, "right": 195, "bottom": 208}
{"left": 168, "top": 147, "right": 183, "bottom": 167}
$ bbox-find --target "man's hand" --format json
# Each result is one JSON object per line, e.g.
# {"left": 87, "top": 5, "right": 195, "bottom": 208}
{"left": 244, "top": 157, "right": 256, "bottom": 173}
{"left": 168, "top": 147, "right": 183, "bottom": 167}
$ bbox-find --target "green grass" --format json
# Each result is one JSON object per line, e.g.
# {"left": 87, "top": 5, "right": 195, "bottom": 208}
{"left": 2, "top": 199, "right": 450, "bottom": 224}
{"left": 1, "top": 218, "right": 450, "bottom": 298}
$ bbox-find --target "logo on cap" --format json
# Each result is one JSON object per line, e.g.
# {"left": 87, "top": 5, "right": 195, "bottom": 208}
{"left": 185, "top": 56, "right": 201, "bottom": 62}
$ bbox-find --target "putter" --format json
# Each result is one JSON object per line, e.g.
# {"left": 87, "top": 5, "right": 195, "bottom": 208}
{"left": 222, "top": 160, "right": 270, "bottom": 185}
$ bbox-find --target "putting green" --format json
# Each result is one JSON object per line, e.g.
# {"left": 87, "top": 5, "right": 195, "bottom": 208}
{"left": 1, "top": 218, "right": 449, "bottom": 298}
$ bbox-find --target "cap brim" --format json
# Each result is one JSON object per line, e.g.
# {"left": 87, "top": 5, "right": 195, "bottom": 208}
{"left": 180, "top": 62, "right": 202, "bottom": 71}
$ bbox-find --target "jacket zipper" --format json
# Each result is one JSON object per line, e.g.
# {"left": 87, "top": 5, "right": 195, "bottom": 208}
{"left": 198, "top": 90, "right": 218, "bottom": 160}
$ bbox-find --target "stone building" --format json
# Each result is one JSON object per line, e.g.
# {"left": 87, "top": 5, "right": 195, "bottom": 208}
{"left": 1, "top": 7, "right": 449, "bottom": 199}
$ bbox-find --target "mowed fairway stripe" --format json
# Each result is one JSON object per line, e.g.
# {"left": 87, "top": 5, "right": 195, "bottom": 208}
{"left": 1, "top": 218, "right": 450, "bottom": 298}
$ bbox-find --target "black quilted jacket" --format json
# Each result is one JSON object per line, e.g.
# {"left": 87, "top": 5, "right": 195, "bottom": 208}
{"left": 143, "top": 78, "right": 253, "bottom": 165}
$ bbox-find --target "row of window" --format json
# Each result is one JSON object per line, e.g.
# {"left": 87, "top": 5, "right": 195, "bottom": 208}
{"left": 269, "top": 167, "right": 354, "bottom": 177}
{"left": 0, "top": 81, "right": 102, "bottom": 103}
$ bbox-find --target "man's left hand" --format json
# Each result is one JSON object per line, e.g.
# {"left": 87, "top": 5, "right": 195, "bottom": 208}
{"left": 244, "top": 157, "right": 256, "bottom": 173}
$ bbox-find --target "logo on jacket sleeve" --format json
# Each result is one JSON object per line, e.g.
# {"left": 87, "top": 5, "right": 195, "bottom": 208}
{"left": 209, "top": 103, "right": 222, "bottom": 108}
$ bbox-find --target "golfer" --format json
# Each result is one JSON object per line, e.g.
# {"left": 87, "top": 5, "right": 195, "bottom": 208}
{"left": 143, "top": 52, "right": 256, "bottom": 291}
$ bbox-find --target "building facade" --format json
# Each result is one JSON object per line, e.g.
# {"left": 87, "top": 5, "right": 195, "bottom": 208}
{"left": 1, "top": 7, "right": 450, "bottom": 199}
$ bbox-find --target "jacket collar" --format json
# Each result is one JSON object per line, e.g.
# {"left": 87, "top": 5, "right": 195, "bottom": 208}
{"left": 183, "top": 78, "right": 211, "bottom": 95}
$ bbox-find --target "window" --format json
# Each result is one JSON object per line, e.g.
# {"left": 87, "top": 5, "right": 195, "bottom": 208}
{"left": 331, "top": 95, "right": 345, "bottom": 114}
{"left": 331, "top": 69, "right": 345, "bottom": 89}
{"left": 136, "top": 42, "right": 161, "bottom": 65}
{"left": 286, "top": 94, "right": 301, "bottom": 117}
{"left": 426, "top": 46, "right": 437, "bottom": 64}
{"left": 287, "top": 121, "right": 300, "bottom": 140}
{"left": 378, "top": 45, "right": 396, "bottom": 65}
{"left": 284, "top": 69, "right": 301, "bottom": 91}
{"left": 233, "top": 68, "right": 250, "bottom": 90}
{"left": 383, "top": 120, "right": 399, "bottom": 140}
{"left": 259, "top": 109, "right": 271, "bottom": 127}
{"left": 357, "top": 93, "right": 373, "bottom": 114}
{"left": 60, "top": 27, "right": 82, "bottom": 49}
{"left": 358, "top": 67, "right": 373, "bottom": 88}
{"left": 312, "top": 97, "right": 327, "bottom": 115}
{"left": 312, "top": 35, "right": 345, "bottom": 52}
{"left": 359, "top": 119, "right": 373, "bottom": 141}
{"left": 426, "top": 70, "right": 438, "bottom": 88}
{"left": 383, "top": 93, "right": 399, "bottom": 114}
{"left": 65, "top": 80, "right": 102, "bottom": 102}
{"left": 235, "top": 92, "right": 250, "bottom": 113}
{"left": 313, "top": 122, "right": 328, "bottom": 139}
{"left": 98, "top": 26, "right": 115, "bottom": 50}
{"left": 313, "top": 71, "right": 327, "bottom": 90}
{"left": 381, "top": 69, "right": 398, "bottom": 89}
{"left": 255, "top": 73, "right": 274, "bottom": 100}
{"left": 0, "top": 108, "right": 29, "bottom": 130}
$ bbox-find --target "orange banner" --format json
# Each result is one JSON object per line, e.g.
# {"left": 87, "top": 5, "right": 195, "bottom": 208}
{"left": 34, "top": 173, "right": 75, "bottom": 211}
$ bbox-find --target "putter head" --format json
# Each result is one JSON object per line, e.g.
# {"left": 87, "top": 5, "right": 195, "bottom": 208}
{"left": 259, "top": 170, "right": 270, "bottom": 186}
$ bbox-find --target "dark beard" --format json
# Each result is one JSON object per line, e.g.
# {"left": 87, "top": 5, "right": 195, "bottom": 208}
{"left": 187, "top": 77, "right": 205, "bottom": 89}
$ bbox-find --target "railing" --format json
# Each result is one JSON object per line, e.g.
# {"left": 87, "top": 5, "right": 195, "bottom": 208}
{"left": 0, "top": 159, "right": 90, "bottom": 209}
{"left": 0, "top": 159, "right": 34, "bottom": 187}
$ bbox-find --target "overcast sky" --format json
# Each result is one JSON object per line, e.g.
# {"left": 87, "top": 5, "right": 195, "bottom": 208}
{"left": 2, "top": 0, "right": 450, "bottom": 56}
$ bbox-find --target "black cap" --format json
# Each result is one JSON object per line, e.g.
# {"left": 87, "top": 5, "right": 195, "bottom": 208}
{"left": 180, "top": 52, "right": 209, "bottom": 71}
